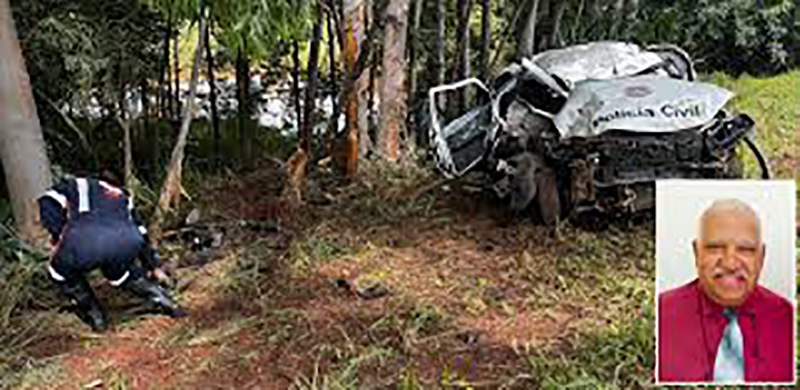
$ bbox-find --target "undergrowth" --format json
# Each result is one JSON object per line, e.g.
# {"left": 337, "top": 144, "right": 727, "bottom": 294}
{"left": 0, "top": 223, "right": 60, "bottom": 389}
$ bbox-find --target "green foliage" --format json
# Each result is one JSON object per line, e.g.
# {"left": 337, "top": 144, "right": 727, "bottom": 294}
{"left": 709, "top": 70, "right": 799, "bottom": 182}
{"left": 212, "top": 0, "right": 311, "bottom": 62}
{"left": 633, "top": 0, "right": 795, "bottom": 75}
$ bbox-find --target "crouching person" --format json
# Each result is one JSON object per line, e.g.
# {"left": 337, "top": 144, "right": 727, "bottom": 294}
{"left": 38, "top": 172, "right": 186, "bottom": 332}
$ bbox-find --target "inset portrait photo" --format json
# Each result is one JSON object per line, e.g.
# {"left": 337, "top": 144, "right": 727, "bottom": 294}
{"left": 655, "top": 180, "right": 796, "bottom": 385}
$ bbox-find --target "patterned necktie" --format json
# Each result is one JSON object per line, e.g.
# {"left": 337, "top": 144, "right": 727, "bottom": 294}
{"left": 713, "top": 308, "right": 745, "bottom": 383}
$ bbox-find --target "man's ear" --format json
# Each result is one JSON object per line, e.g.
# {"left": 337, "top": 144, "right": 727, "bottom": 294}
{"left": 692, "top": 239, "right": 699, "bottom": 267}
{"left": 756, "top": 243, "right": 766, "bottom": 272}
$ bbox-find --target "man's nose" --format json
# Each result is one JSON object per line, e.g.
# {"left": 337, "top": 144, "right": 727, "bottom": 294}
{"left": 719, "top": 244, "right": 739, "bottom": 269}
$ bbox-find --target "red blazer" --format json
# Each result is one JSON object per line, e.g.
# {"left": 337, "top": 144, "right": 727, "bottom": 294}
{"left": 658, "top": 279, "right": 794, "bottom": 383}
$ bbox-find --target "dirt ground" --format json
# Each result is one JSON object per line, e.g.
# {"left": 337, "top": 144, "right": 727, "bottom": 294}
{"left": 14, "top": 166, "right": 657, "bottom": 389}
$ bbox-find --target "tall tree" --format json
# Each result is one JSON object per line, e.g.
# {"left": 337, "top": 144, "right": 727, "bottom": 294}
{"left": 357, "top": 1, "right": 372, "bottom": 164}
{"left": 302, "top": 0, "right": 323, "bottom": 154}
{"left": 406, "top": 0, "right": 423, "bottom": 144}
{"left": 0, "top": 0, "right": 52, "bottom": 243}
{"left": 341, "top": 0, "right": 364, "bottom": 176}
{"left": 432, "top": 0, "right": 446, "bottom": 86}
{"left": 546, "top": 0, "right": 567, "bottom": 49}
{"left": 204, "top": 19, "right": 220, "bottom": 170}
{"left": 326, "top": 11, "right": 338, "bottom": 118}
{"left": 292, "top": 39, "right": 302, "bottom": 132}
{"left": 173, "top": 22, "right": 180, "bottom": 118}
{"left": 479, "top": 0, "right": 492, "bottom": 80}
{"left": 165, "top": 3, "right": 174, "bottom": 118}
{"left": 455, "top": 0, "right": 471, "bottom": 109}
{"left": 235, "top": 45, "right": 252, "bottom": 168}
{"left": 518, "top": 0, "right": 542, "bottom": 59}
{"left": 379, "top": 0, "right": 410, "bottom": 161}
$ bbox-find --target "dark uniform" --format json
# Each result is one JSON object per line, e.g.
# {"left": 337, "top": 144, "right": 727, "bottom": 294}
{"left": 39, "top": 176, "right": 185, "bottom": 331}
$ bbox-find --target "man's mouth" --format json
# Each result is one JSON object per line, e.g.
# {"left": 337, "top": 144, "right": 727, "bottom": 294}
{"left": 714, "top": 274, "right": 747, "bottom": 289}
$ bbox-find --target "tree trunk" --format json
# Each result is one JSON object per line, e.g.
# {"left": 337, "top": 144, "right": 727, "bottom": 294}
{"left": 173, "top": 25, "right": 181, "bottom": 119}
{"left": 150, "top": 15, "right": 207, "bottom": 243}
{"left": 432, "top": 0, "right": 446, "bottom": 86}
{"left": 610, "top": 0, "right": 625, "bottom": 38}
{"left": 547, "top": 0, "right": 567, "bottom": 49}
{"left": 165, "top": 4, "right": 173, "bottom": 118}
{"left": 517, "top": 0, "right": 541, "bottom": 60}
{"left": 327, "top": 11, "right": 338, "bottom": 118}
{"left": 570, "top": 0, "right": 585, "bottom": 43}
{"left": 157, "top": 20, "right": 167, "bottom": 118}
{"left": 302, "top": 1, "right": 323, "bottom": 155}
{"left": 479, "top": 0, "right": 492, "bottom": 81}
{"left": 139, "top": 79, "right": 156, "bottom": 182}
{"left": 205, "top": 20, "right": 220, "bottom": 170}
{"left": 236, "top": 45, "right": 252, "bottom": 169}
{"left": 379, "top": 0, "right": 410, "bottom": 161}
{"left": 0, "top": 0, "right": 52, "bottom": 244}
{"left": 341, "top": 0, "right": 363, "bottom": 176}
{"left": 406, "top": 0, "right": 423, "bottom": 144}
{"left": 292, "top": 40, "right": 302, "bottom": 132}
{"left": 357, "top": 1, "right": 372, "bottom": 164}
{"left": 119, "top": 116, "right": 134, "bottom": 190}
{"left": 455, "top": 0, "right": 471, "bottom": 110}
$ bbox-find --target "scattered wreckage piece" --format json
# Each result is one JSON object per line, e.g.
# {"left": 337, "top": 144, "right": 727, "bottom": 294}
{"left": 428, "top": 41, "right": 770, "bottom": 223}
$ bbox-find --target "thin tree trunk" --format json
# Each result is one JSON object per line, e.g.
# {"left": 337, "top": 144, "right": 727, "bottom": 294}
{"left": 517, "top": 0, "right": 541, "bottom": 60}
{"left": 342, "top": 0, "right": 362, "bottom": 176}
{"left": 571, "top": 0, "right": 585, "bottom": 43}
{"left": 302, "top": 1, "right": 323, "bottom": 155}
{"left": 587, "top": 0, "right": 600, "bottom": 39}
{"left": 547, "top": 0, "right": 567, "bottom": 49}
{"left": 292, "top": 40, "right": 302, "bottom": 132}
{"left": 150, "top": 15, "right": 207, "bottom": 243}
{"left": 379, "top": 0, "right": 410, "bottom": 161}
{"left": 610, "top": 0, "right": 625, "bottom": 38}
{"left": 455, "top": 0, "right": 471, "bottom": 110}
{"left": 157, "top": 22, "right": 167, "bottom": 118}
{"left": 173, "top": 25, "right": 181, "bottom": 119}
{"left": 480, "top": 0, "right": 492, "bottom": 81}
{"left": 139, "top": 79, "right": 155, "bottom": 182}
{"left": 165, "top": 4, "right": 173, "bottom": 118}
{"left": 327, "top": 11, "right": 338, "bottom": 118}
{"left": 236, "top": 45, "right": 252, "bottom": 169}
{"left": 357, "top": 1, "right": 372, "bottom": 163}
{"left": 119, "top": 115, "right": 134, "bottom": 190}
{"left": 0, "top": 0, "right": 52, "bottom": 244}
{"left": 432, "top": 0, "right": 446, "bottom": 87}
{"left": 406, "top": 0, "right": 423, "bottom": 144}
{"left": 205, "top": 20, "right": 220, "bottom": 170}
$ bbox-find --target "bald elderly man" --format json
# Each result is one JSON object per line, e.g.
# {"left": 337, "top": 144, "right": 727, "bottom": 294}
{"left": 658, "top": 199, "right": 793, "bottom": 383}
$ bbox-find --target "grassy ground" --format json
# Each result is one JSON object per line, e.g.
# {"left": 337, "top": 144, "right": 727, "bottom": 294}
{"left": 1, "top": 71, "right": 797, "bottom": 389}
{"left": 711, "top": 70, "right": 799, "bottom": 183}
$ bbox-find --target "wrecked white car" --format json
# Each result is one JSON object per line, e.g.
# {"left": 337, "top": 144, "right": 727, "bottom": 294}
{"left": 428, "top": 41, "right": 770, "bottom": 224}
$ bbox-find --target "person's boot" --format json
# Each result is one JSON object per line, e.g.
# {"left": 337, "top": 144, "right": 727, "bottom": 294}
{"left": 58, "top": 279, "right": 109, "bottom": 332}
{"left": 121, "top": 277, "right": 187, "bottom": 318}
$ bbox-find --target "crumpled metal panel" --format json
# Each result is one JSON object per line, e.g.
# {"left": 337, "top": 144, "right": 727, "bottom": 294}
{"left": 529, "top": 41, "right": 665, "bottom": 88}
{"left": 553, "top": 77, "right": 734, "bottom": 138}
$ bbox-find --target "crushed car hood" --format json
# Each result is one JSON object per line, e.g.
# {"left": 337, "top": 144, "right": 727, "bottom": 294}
{"left": 553, "top": 77, "right": 734, "bottom": 138}
{"left": 529, "top": 41, "right": 666, "bottom": 88}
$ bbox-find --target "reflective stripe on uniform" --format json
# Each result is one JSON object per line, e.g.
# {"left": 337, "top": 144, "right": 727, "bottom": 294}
{"left": 43, "top": 190, "right": 68, "bottom": 208}
{"left": 108, "top": 270, "right": 130, "bottom": 287}
{"left": 99, "top": 180, "right": 124, "bottom": 197}
{"left": 47, "top": 264, "right": 66, "bottom": 282}
{"left": 138, "top": 225, "right": 147, "bottom": 235}
{"left": 77, "top": 178, "right": 90, "bottom": 213}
